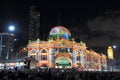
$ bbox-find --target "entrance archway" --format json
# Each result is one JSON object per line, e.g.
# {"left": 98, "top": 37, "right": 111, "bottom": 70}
{"left": 55, "top": 57, "right": 72, "bottom": 68}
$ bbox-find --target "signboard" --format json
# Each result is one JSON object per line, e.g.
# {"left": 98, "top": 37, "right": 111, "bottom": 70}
{"left": 56, "top": 62, "right": 71, "bottom": 66}
{"left": 55, "top": 57, "right": 71, "bottom": 66}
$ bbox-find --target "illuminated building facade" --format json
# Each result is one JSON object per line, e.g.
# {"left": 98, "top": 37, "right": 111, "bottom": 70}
{"left": 27, "top": 26, "right": 107, "bottom": 71}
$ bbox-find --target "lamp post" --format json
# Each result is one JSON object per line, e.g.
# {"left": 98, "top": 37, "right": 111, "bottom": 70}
{"left": 112, "top": 45, "right": 120, "bottom": 71}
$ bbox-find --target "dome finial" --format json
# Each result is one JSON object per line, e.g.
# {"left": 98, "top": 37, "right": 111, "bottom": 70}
{"left": 57, "top": 10, "right": 61, "bottom": 26}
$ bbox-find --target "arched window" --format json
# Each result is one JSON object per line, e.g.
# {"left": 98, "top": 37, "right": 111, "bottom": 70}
{"left": 41, "top": 49, "right": 47, "bottom": 53}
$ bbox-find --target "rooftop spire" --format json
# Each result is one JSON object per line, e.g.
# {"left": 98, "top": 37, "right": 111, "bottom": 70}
{"left": 57, "top": 10, "right": 61, "bottom": 26}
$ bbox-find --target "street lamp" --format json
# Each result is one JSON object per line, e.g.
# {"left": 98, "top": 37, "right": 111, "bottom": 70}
{"left": 113, "top": 45, "right": 117, "bottom": 49}
{"left": 112, "top": 45, "right": 120, "bottom": 71}
{"left": 14, "top": 38, "right": 17, "bottom": 41}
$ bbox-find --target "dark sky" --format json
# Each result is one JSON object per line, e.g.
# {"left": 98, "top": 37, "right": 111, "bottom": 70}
{"left": 0, "top": 0, "right": 120, "bottom": 53}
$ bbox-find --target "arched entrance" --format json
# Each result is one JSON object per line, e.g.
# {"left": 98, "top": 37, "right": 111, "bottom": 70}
{"left": 55, "top": 57, "right": 72, "bottom": 68}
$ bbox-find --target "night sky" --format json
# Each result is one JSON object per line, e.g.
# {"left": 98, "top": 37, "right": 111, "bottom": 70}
{"left": 0, "top": 1, "right": 120, "bottom": 54}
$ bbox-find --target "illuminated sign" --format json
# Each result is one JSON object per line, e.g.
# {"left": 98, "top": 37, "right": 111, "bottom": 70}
{"left": 56, "top": 57, "right": 71, "bottom": 66}
{"left": 56, "top": 63, "right": 71, "bottom": 66}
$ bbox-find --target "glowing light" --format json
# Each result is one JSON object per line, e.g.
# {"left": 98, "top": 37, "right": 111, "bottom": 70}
{"left": 14, "top": 38, "right": 17, "bottom": 41}
{"left": 113, "top": 45, "right": 116, "bottom": 49}
{"left": 8, "top": 25, "right": 15, "bottom": 32}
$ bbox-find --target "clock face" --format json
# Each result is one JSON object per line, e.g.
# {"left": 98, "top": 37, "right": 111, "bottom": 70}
{"left": 61, "top": 41, "right": 66, "bottom": 46}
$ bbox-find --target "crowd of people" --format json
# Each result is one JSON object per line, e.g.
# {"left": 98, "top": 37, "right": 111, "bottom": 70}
{"left": 0, "top": 68, "right": 120, "bottom": 80}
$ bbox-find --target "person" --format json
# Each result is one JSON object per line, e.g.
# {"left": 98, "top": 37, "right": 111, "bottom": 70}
{"left": 15, "top": 66, "right": 18, "bottom": 71}
{"left": 75, "top": 74, "right": 82, "bottom": 80}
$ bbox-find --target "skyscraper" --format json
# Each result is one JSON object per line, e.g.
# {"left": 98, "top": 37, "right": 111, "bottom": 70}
{"left": 28, "top": 5, "right": 40, "bottom": 41}
{"left": 0, "top": 33, "right": 15, "bottom": 59}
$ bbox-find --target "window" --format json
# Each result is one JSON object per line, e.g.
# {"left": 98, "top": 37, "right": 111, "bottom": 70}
{"left": 41, "top": 55, "right": 47, "bottom": 60}
{"left": 41, "top": 49, "right": 47, "bottom": 53}
{"left": 77, "top": 56, "right": 80, "bottom": 61}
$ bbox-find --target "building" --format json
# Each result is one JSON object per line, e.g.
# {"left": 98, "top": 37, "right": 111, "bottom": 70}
{"left": 27, "top": 26, "right": 107, "bottom": 71}
{"left": 28, "top": 5, "right": 40, "bottom": 41}
{"left": 0, "top": 33, "right": 15, "bottom": 59}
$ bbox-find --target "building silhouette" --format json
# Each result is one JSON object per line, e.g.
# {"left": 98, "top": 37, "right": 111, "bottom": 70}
{"left": 0, "top": 33, "right": 15, "bottom": 59}
{"left": 28, "top": 5, "right": 40, "bottom": 41}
